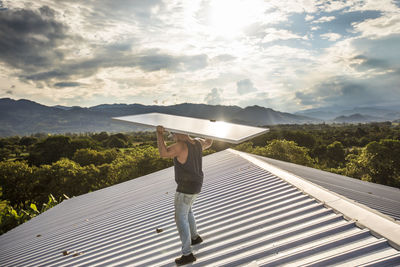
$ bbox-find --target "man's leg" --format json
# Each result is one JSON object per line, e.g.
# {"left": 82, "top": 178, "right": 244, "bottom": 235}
{"left": 188, "top": 206, "right": 199, "bottom": 239}
{"left": 174, "top": 192, "right": 198, "bottom": 256}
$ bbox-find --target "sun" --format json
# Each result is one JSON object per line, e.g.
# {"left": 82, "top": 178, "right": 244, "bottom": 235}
{"left": 208, "top": 0, "right": 262, "bottom": 38}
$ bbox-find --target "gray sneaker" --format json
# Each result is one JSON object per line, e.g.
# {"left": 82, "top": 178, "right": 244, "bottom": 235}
{"left": 191, "top": 235, "right": 203, "bottom": 245}
{"left": 175, "top": 253, "right": 196, "bottom": 266}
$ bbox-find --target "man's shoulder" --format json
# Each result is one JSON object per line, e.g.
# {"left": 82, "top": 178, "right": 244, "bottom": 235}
{"left": 176, "top": 141, "right": 188, "bottom": 150}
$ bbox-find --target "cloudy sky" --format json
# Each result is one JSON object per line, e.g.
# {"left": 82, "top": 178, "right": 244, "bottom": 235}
{"left": 0, "top": 0, "right": 399, "bottom": 112}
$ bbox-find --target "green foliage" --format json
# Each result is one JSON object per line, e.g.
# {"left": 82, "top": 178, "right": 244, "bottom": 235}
{"left": 35, "top": 159, "right": 86, "bottom": 200}
{"left": 234, "top": 142, "right": 254, "bottom": 153}
{"left": 253, "top": 140, "right": 314, "bottom": 166}
{"left": 0, "top": 205, "right": 28, "bottom": 234}
{"left": 235, "top": 124, "right": 400, "bottom": 188}
{"left": 19, "top": 137, "right": 38, "bottom": 147}
{"left": 72, "top": 149, "right": 118, "bottom": 166}
{"left": 0, "top": 136, "right": 20, "bottom": 148}
{"left": 0, "top": 194, "right": 66, "bottom": 235}
{"left": 108, "top": 146, "right": 172, "bottom": 183}
{"left": 0, "top": 148, "right": 11, "bottom": 161}
{"left": 28, "top": 135, "right": 99, "bottom": 166}
{"left": 105, "top": 135, "right": 127, "bottom": 148}
{"left": 203, "top": 149, "right": 216, "bottom": 156}
{"left": 112, "top": 133, "right": 129, "bottom": 142}
{"left": 28, "top": 136, "right": 74, "bottom": 166}
{"left": 325, "top": 141, "right": 346, "bottom": 167}
{"left": 345, "top": 139, "right": 400, "bottom": 187}
{"left": 1, "top": 124, "right": 399, "bottom": 234}
{"left": 1, "top": 143, "right": 174, "bottom": 213}
{"left": 0, "top": 161, "right": 36, "bottom": 206}
{"left": 91, "top": 132, "right": 109, "bottom": 142}
{"left": 70, "top": 138, "right": 99, "bottom": 151}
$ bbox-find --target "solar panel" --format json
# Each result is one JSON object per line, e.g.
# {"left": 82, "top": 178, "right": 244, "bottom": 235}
{"left": 112, "top": 113, "right": 269, "bottom": 144}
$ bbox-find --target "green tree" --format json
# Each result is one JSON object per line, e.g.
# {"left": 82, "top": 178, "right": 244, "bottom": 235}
{"left": 326, "top": 141, "right": 345, "bottom": 167}
{"left": 28, "top": 136, "right": 74, "bottom": 166}
{"left": 19, "top": 137, "right": 38, "bottom": 147}
{"left": 0, "top": 148, "right": 11, "bottom": 161}
{"left": 92, "top": 132, "right": 109, "bottom": 142}
{"left": 253, "top": 139, "right": 314, "bottom": 166}
{"left": 108, "top": 146, "right": 172, "bottom": 184}
{"left": 105, "top": 136, "right": 127, "bottom": 148}
{"left": 0, "top": 161, "right": 36, "bottom": 206}
{"left": 347, "top": 139, "right": 400, "bottom": 187}
{"left": 133, "top": 146, "right": 172, "bottom": 176}
{"left": 34, "top": 159, "right": 88, "bottom": 201}
{"left": 70, "top": 138, "right": 98, "bottom": 151}
{"left": 1, "top": 194, "right": 67, "bottom": 234}
{"left": 112, "top": 133, "right": 129, "bottom": 142}
{"left": 72, "top": 149, "right": 118, "bottom": 166}
{"left": 282, "top": 130, "right": 316, "bottom": 149}
{"left": 108, "top": 154, "right": 140, "bottom": 184}
{"left": 234, "top": 142, "right": 254, "bottom": 153}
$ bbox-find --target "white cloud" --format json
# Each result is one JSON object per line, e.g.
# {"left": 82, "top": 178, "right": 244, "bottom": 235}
{"left": 237, "top": 79, "right": 258, "bottom": 95}
{"left": 320, "top": 33, "right": 342, "bottom": 41}
{"left": 312, "top": 16, "right": 336, "bottom": 24}
{"left": 321, "top": 0, "right": 399, "bottom": 13}
{"left": 349, "top": 0, "right": 400, "bottom": 13}
{"left": 352, "top": 13, "right": 400, "bottom": 39}
{"left": 262, "top": 45, "right": 314, "bottom": 60}
{"left": 305, "top": 14, "right": 314, "bottom": 21}
{"left": 295, "top": 72, "right": 400, "bottom": 108}
{"left": 262, "top": 28, "right": 307, "bottom": 43}
{"left": 322, "top": 0, "right": 353, "bottom": 12}
{"left": 237, "top": 92, "right": 273, "bottom": 108}
{"left": 204, "top": 88, "right": 223, "bottom": 105}
{"left": 268, "top": 0, "right": 320, "bottom": 13}
{"left": 1, "top": 0, "right": 399, "bottom": 112}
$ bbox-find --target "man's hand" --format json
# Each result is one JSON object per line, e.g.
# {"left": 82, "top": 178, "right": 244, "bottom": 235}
{"left": 197, "top": 138, "right": 213, "bottom": 150}
{"left": 156, "top": 125, "right": 164, "bottom": 134}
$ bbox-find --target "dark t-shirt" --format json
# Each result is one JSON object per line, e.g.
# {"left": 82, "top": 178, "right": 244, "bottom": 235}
{"left": 173, "top": 139, "right": 204, "bottom": 194}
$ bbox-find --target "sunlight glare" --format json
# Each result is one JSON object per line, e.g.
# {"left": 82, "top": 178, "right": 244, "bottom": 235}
{"left": 212, "top": 121, "right": 230, "bottom": 138}
{"left": 209, "top": 0, "right": 262, "bottom": 38}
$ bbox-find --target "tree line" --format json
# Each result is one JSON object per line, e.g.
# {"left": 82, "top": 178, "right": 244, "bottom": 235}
{"left": 0, "top": 132, "right": 175, "bottom": 234}
{"left": 1, "top": 122, "right": 399, "bottom": 234}
{"left": 235, "top": 122, "right": 400, "bottom": 188}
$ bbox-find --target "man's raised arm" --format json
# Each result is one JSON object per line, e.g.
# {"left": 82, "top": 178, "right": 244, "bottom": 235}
{"left": 197, "top": 138, "right": 213, "bottom": 150}
{"left": 156, "top": 126, "right": 182, "bottom": 158}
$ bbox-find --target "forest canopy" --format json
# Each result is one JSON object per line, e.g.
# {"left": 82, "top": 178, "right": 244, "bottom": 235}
{"left": 1, "top": 122, "right": 399, "bottom": 234}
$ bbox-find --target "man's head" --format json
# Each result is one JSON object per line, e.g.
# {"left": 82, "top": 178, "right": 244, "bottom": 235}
{"left": 171, "top": 132, "right": 190, "bottom": 142}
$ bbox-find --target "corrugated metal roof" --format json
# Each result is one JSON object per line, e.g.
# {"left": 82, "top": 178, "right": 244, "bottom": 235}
{"left": 1, "top": 149, "right": 400, "bottom": 266}
{"left": 251, "top": 154, "right": 400, "bottom": 221}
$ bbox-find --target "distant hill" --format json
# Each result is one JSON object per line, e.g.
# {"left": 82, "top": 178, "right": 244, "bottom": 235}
{"left": 52, "top": 105, "right": 75, "bottom": 110}
{"left": 230, "top": 105, "right": 315, "bottom": 125}
{"left": 333, "top": 113, "right": 383, "bottom": 123}
{"left": 0, "top": 98, "right": 321, "bottom": 136}
{"left": 296, "top": 106, "right": 400, "bottom": 122}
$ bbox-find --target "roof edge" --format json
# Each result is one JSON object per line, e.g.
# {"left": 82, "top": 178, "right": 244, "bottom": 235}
{"left": 228, "top": 148, "right": 400, "bottom": 249}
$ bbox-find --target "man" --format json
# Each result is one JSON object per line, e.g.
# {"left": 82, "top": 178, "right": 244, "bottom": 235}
{"left": 156, "top": 126, "right": 212, "bottom": 266}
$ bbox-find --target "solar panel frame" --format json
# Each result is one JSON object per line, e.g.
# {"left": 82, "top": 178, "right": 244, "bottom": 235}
{"left": 112, "top": 113, "right": 269, "bottom": 144}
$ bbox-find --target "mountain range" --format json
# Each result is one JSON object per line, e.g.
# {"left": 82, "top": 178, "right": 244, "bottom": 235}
{"left": 295, "top": 106, "right": 400, "bottom": 122}
{"left": 0, "top": 98, "right": 318, "bottom": 137}
{"left": 1, "top": 98, "right": 399, "bottom": 137}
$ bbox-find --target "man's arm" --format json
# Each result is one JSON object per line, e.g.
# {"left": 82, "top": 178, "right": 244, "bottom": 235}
{"left": 156, "top": 126, "right": 183, "bottom": 158}
{"left": 197, "top": 138, "right": 213, "bottom": 150}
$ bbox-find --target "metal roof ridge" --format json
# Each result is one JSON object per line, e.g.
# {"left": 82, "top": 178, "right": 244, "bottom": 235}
{"left": 227, "top": 148, "right": 400, "bottom": 250}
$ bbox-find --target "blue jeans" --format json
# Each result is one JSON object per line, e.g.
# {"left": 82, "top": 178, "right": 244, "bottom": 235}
{"left": 174, "top": 192, "right": 199, "bottom": 255}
